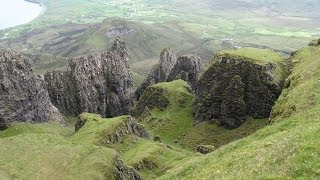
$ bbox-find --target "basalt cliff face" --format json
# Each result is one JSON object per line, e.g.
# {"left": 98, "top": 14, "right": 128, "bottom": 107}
{"left": 135, "top": 48, "right": 177, "bottom": 100}
{"left": 167, "top": 55, "right": 203, "bottom": 89}
{"left": 44, "top": 38, "right": 134, "bottom": 118}
{"left": 0, "top": 49, "right": 64, "bottom": 130}
{"left": 195, "top": 49, "right": 288, "bottom": 129}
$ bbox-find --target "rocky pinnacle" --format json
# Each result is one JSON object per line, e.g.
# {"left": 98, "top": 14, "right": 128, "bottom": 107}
{"left": 0, "top": 49, "right": 64, "bottom": 130}
{"left": 44, "top": 37, "right": 134, "bottom": 118}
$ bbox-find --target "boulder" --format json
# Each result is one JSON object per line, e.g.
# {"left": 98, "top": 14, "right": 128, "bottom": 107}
{"left": 0, "top": 49, "right": 64, "bottom": 130}
{"left": 44, "top": 37, "right": 134, "bottom": 118}
{"left": 195, "top": 145, "right": 216, "bottom": 154}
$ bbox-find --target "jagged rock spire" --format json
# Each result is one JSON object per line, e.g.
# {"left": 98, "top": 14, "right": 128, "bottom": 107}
{"left": 44, "top": 37, "right": 134, "bottom": 117}
{"left": 135, "top": 48, "right": 177, "bottom": 100}
{"left": 0, "top": 49, "right": 64, "bottom": 130}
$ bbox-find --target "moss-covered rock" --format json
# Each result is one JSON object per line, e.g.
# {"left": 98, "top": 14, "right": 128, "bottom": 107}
{"left": 220, "top": 75, "right": 246, "bottom": 129}
{"left": 72, "top": 113, "right": 150, "bottom": 146}
{"left": 195, "top": 48, "right": 288, "bottom": 129}
{"left": 134, "top": 80, "right": 192, "bottom": 117}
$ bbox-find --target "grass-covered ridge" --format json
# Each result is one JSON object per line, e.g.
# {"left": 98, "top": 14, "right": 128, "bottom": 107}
{"left": 211, "top": 47, "right": 288, "bottom": 85}
{"left": 217, "top": 47, "right": 284, "bottom": 64}
{"left": 0, "top": 122, "right": 121, "bottom": 179}
{"left": 159, "top": 46, "right": 320, "bottom": 179}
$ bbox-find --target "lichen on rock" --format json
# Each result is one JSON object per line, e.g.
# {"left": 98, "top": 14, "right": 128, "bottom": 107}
{"left": 44, "top": 37, "right": 134, "bottom": 118}
{"left": 0, "top": 49, "right": 64, "bottom": 130}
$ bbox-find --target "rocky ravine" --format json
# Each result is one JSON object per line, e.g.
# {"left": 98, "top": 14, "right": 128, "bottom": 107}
{"left": 195, "top": 49, "right": 288, "bottom": 129}
{"left": 44, "top": 37, "right": 134, "bottom": 118}
{"left": 0, "top": 49, "right": 64, "bottom": 130}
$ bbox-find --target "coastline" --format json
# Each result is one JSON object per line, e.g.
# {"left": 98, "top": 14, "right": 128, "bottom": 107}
{"left": 24, "top": 0, "right": 47, "bottom": 18}
{"left": 0, "top": 0, "right": 46, "bottom": 30}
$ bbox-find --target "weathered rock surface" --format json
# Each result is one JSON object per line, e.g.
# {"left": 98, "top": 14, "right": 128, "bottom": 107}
{"left": 135, "top": 48, "right": 176, "bottom": 100}
{"left": 220, "top": 75, "right": 247, "bottom": 128}
{"left": 96, "top": 116, "right": 150, "bottom": 145}
{"left": 195, "top": 49, "right": 287, "bottom": 129}
{"left": 167, "top": 56, "right": 202, "bottom": 89}
{"left": 0, "top": 49, "right": 64, "bottom": 130}
{"left": 133, "top": 158, "right": 158, "bottom": 171}
{"left": 195, "top": 145, "right": 216, "bottom": 154}
{"left": 115, "top": 157, "right": 142, "bottom": 180}
{"left": 44, "top": 37, "right": 134, "bottom": 117}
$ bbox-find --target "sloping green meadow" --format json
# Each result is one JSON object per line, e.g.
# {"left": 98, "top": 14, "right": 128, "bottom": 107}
{"left": 159, "top": 46, "right": 320, "bottom": 179}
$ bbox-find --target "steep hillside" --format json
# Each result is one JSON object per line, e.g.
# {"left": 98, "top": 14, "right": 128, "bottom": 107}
{"left": 0, "top": 122, "right": 140, "bottom": 180}
{"left": 159, "top": 45, "right": 320, "bottom": 179}
{"left": 134, "top": 80, "right": 267, "bottom": 150}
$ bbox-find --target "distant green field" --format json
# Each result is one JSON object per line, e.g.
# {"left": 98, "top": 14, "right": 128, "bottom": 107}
{"left": 2, "top": 0, "right": 319, "bottom": 53}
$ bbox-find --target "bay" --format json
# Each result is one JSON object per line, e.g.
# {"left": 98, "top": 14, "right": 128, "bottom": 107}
{"left": 0, "top": 0, "right": 44, "bottom": 30}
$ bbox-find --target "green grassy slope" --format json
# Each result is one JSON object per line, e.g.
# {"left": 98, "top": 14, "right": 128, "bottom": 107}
{"left": 65, "top": 112, "right": 198, "bottom": 179}
{"left": 136, "top": 80, "right": 268, "bottom": 150}
{"left": 0, "top": 123, "right": 120, "bottom": 179}
{"left": 1, "top": 45, "right": 319, "bottom": 179}
{"left": 159, "top": 46, "right": 320, "bottom": 179}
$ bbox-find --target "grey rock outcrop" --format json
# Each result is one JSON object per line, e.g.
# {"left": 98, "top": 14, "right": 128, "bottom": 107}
{"left": 135, "top": 48, "right": 176, "bottom": 100}
{"left": 115, "top": 157, "right": 141, "bottom": 180}
{"left": 0, "top": 49, "right": 64, "bottom": 130}
{"left": 95, "top": 116, "right": 150, "bottom": 145}
{"left": 44, "top": 37, "right": 134, "bottom": 118}
{"left": 195, "top": 145, "right": 216, "bottom": 154}
{"left": 167, "top": 56, "right": 202, "bottom": 89}
{"left": 195, "top": 49, "right": 288, "bottom": 129}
